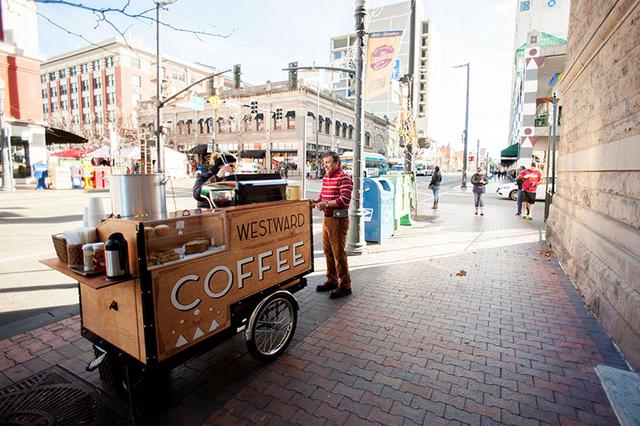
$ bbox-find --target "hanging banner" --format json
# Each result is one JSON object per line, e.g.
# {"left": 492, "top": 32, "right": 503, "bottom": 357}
{"left": 364, "top": 30, "right": 403, "bottom": 100}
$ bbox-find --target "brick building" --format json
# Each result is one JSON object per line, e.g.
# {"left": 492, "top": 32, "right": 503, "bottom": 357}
{"left": 547, "top": 0, "right": 640, "bottom": 369}
{"left": 138, "top": 81, "right": 398, "bottom": 175}
{"left": 39, "top": 38, "right": 220, "bottom": 146}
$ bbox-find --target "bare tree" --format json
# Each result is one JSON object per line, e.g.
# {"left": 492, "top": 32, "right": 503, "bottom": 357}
{"left": 34, "top": 0, "right": 236, "bottom": 47}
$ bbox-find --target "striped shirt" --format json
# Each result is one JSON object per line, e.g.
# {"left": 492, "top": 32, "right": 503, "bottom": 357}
{"left": 320, "top": 168, "right": 353, "bottom": 212}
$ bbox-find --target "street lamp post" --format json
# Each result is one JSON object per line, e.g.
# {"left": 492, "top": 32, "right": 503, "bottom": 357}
{"left": 346, "top": 0, "right": 367, "bottom": 255}
{"left": 454, "top": 62, "right": 470, "bottom": 188}
{"left": 155, "top": 0, "right": 177, "bottom": 173}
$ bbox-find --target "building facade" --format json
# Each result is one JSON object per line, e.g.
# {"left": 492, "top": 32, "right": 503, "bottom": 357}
{"left": 139, "top": 81, "right": 398, "bottom": 175}
{"left": 507, "top": 30, "right": 566, "bottom": 169}
{"left": 547, "top": 0, "right": 640, "bottom": 370}
{"left": 0, "top": 0, "right": 47, "bottom": 184}
{"left": 329, "top": 1, "right": 432, "bottom": 136}
{"left": 506, "top": 0, "right": 570, "bottom": 163}
{"left": 39, "top": 38, "right": 220, "bottom": 146}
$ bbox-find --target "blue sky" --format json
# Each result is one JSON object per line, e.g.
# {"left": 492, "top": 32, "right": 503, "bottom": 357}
{"left": 36, "top": 0, "right": 516, "bottom": 158}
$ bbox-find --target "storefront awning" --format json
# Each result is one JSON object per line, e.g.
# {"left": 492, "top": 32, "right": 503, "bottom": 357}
{"left": 501, "top": 143, "right": 519, "bottom": 158}
{"left": 255, "top": 113, "right": 264, "bottom": 120}
{"left": 285, "top": 111, "right": 295, "bottom": 118}
{"left": 307, "top": 112, "right": 315, "bottom": 118}
{"left": 45, "top": 127, "right": 88, "bottom": 145}
{"left": 240, "top": 150, "right": 266, "bottom": 159}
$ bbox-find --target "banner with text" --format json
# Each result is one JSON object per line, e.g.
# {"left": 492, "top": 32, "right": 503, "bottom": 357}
{"left": 365, "top": 31, "right": 403, "bottom": 100}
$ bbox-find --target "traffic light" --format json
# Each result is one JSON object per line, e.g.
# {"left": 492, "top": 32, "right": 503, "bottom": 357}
{"left": 250, "top": 101, "right": 258, "bottom": 115}
{"left": 233, "top": 64, "right": 241, "bottom": 89}
{"left": 275, "top": 108, "right": 283, "bottom": 120}
{"left": 288, "top": 62, "right": 298, "bottom": 89}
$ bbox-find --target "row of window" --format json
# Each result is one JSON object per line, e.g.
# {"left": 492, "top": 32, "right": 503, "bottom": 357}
{"left": 44, "top": 92, "right": 116, "bottom": 114}
{"left": 43, "top": 75, "right": 119, "bottom": 100}
{"left": 42, "top": 57, "right": 115, "bottom": 82}
{"left": 44, "top": 109, "right": 115, "bottom": 126}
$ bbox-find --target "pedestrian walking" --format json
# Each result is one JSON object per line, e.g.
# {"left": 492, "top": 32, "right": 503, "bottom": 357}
{"left": 517, "top": 162, "right": 543, "bottom": 220}
{"left": 470, "top": 167, "right": 488, "bottom": 216}
{"left": 515, "top": 165, "right": 525, "bottom": 216}
{"left": 313, "top": 151, "right": 353, "bottom": 299}
{"left": 428, "top": 166, "right": 442, "bottom": 209}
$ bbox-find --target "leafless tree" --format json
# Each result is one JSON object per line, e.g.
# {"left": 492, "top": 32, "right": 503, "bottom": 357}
{"left": 33, "top": 0, "right": 236, "bottom": 53}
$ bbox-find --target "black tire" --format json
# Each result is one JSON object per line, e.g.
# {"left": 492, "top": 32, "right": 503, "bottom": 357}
{"left": 94, "top": 346, "right": 125, "bottom": 392}
{"left": 246, "top": 292, "right": 298, "bottom": 363}
{"left": 509, "top": 190, "right": 518, "bottom": 201}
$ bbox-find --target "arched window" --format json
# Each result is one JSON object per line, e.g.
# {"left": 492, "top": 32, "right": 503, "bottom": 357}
{"left": 177, "top": 120, "right": 185, "bottom": 135}
{"left": 198, "top": 119, "right": 204, "bottom": 134}
{"left": 205, "top": 117, "right": 213, "bottom": 133}
{"left": 335, "top": 121, "right": 341, "bottom": 137}
{"left": 186, "top": 119, "right": 193, "bottom": 135}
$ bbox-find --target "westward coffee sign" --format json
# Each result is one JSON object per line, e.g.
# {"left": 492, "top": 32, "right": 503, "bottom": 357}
{"left": 152, "top": 202, "right": 312, "bottom": 360}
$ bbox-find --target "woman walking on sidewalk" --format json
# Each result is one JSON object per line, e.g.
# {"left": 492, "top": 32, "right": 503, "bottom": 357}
{"left": 471, "top": 167, "right": 488, "bottom": 216}
{"left": 429, "top": 166, "right": 442, "bottom": 209}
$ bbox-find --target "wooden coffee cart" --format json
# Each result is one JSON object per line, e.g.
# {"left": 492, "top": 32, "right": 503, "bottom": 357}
{"left": 42, "top": 199, "right": 313, "bottom": 404}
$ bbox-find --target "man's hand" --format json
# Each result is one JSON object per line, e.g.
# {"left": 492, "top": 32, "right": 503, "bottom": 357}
{"left": 315, "top": 200, "right": 329, "bottom": 211}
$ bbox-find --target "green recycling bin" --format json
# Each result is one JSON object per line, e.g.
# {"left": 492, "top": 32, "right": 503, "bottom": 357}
{"left": 381, "top": 173, "right": 414, "bottom": 228}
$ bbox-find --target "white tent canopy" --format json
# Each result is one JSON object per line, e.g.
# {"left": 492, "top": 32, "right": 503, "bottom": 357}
{"left": 86, "top": 146, "right": 110, "bottom": 158}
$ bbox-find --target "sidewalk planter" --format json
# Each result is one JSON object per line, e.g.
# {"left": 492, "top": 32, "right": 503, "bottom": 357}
{"left": 363, "top": 178, "right": 394, "bottom": 243}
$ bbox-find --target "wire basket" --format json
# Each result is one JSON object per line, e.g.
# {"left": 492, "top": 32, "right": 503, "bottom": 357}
{"left": 51, "top": 234, "right": 68, "bottom": 264}
{"left": 66, "top": 244, "right": 84, "bottom": 269}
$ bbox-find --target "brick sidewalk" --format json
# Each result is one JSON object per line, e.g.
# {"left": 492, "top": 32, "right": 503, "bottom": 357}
{"left": 0, "top": 186, "right": 628, "bottom": 425}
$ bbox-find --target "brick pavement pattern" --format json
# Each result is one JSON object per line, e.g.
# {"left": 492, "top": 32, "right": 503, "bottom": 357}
{"left": 0, "top": 184, "right": 627, "bottom": 425}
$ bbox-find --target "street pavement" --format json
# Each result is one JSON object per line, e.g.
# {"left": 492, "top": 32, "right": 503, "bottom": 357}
{"left": 0, "top": 175, "right": 629, "bottom": 425}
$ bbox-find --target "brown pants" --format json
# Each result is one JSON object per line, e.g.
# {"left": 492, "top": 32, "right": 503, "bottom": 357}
{"left": 322, "top": 216, "right": 351, "bottom": 290}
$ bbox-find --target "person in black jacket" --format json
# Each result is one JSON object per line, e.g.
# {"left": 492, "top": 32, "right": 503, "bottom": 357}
{"left": 192, "top": 153, "right": 237, "bottom": 209}
{"left": 428, "top": 166, "right": 443, "bottom": 209}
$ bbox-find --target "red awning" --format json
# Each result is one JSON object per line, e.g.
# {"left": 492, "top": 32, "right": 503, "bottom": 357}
{"left": 49, "top": 148, "right": 94, "bottom": 159}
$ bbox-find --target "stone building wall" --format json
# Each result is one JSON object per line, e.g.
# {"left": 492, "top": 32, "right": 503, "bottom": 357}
{"left": 547, "top": 0, "right": 640, "bottom": 369}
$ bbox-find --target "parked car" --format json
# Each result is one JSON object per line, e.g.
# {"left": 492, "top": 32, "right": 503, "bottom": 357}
{"left": 388, "top": 164, "right": 405, "bottom": 174}
{"left": 496, "top": 178, "right": 554, "bottom": 201}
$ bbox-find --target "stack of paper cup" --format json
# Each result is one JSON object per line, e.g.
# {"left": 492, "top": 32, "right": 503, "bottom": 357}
{"left": 82, "top": 207, "right": 90, "bottom": 227}
{"left": 87, "top": 198, "right": 106, "bottom": 228}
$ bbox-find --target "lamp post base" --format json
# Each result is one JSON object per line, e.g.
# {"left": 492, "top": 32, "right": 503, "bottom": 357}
{"left": 346, "top": 208, "right": 367, "bottom": 255}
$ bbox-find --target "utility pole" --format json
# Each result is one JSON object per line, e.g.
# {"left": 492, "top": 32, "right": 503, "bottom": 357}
{"left": 302, "top": 114, "right": 307, "bottom": 198}
{"left": 404, "top": 0, "right": 416, "bottom": 173}
{"left": 346, "top": 0, "right": 367, "bottom": 255}
{"left": 454, "top": 62, "right": 470, "bottom": 188}
{"left": 551, "top": 92, "right": 558, "bottom": 194}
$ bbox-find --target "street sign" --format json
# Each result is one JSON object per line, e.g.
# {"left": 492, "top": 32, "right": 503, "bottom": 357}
{"left": 208, "top": 95, "right": 221, "bottom": 109}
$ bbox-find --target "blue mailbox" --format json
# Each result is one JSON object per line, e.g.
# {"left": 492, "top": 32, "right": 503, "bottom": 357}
{"left": 363, "top": 177, "right": 395, "bottom": 243}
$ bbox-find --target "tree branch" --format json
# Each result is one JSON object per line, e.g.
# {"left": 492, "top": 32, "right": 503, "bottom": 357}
{"left": 34, "top": 0, "right": 237, "bottom": 41}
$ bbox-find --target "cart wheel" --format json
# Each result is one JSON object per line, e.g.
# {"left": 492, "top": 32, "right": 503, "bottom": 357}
{"left": 245, "top": 291, "right": 298, "bottom": 362}
{"left": 94, "top": 346, "right": 124, "bottom": 391}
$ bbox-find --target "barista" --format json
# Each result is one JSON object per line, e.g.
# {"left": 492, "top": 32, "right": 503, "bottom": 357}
{"left": 193, "top": 152, "right": 237, "bottom": 208}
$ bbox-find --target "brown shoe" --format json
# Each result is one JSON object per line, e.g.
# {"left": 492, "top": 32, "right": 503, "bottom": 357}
{"left": 329, "top": 287, "right": 352, "bottom": 299}
{"left": 316, "top": 282, "right": 338, "bottom": 292}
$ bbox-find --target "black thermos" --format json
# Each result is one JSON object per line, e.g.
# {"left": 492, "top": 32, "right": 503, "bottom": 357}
{"left": 105, "top": 232, "right": 129, "bottom": 279}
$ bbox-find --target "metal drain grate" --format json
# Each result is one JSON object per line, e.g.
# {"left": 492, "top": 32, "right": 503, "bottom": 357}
{"left": 0, "top": 366, "right": 130, "bottom": 426}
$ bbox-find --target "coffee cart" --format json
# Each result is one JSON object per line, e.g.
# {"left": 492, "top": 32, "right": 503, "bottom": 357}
{"left": 42, "top": 197, "right": 313, "bottom": 410}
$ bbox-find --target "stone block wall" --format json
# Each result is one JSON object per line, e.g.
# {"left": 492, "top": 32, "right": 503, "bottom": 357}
{"left": 547, "top": 0, "right": 640, "bottom": 369}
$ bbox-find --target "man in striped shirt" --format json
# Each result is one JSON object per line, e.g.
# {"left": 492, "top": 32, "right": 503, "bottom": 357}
{"left": 313, "top": 151, "right": 354, "bottom": 299}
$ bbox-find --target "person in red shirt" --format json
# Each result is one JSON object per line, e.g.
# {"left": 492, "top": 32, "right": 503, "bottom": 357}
{"left": 313, "top": 151, "right": 354, "bottom": 299}
{"left": 517, "top": 162, "right": 543, "bottom": 220}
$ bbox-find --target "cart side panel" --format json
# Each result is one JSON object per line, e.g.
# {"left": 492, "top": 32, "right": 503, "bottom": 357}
{"left": 152, "top": 201, "right": 313, "bottom": 361}
{"left": 134, "top": 279, "right": 147, "bottom": 362}
{"left": 79, "top": 279, "right": 144, "bottom": 363}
